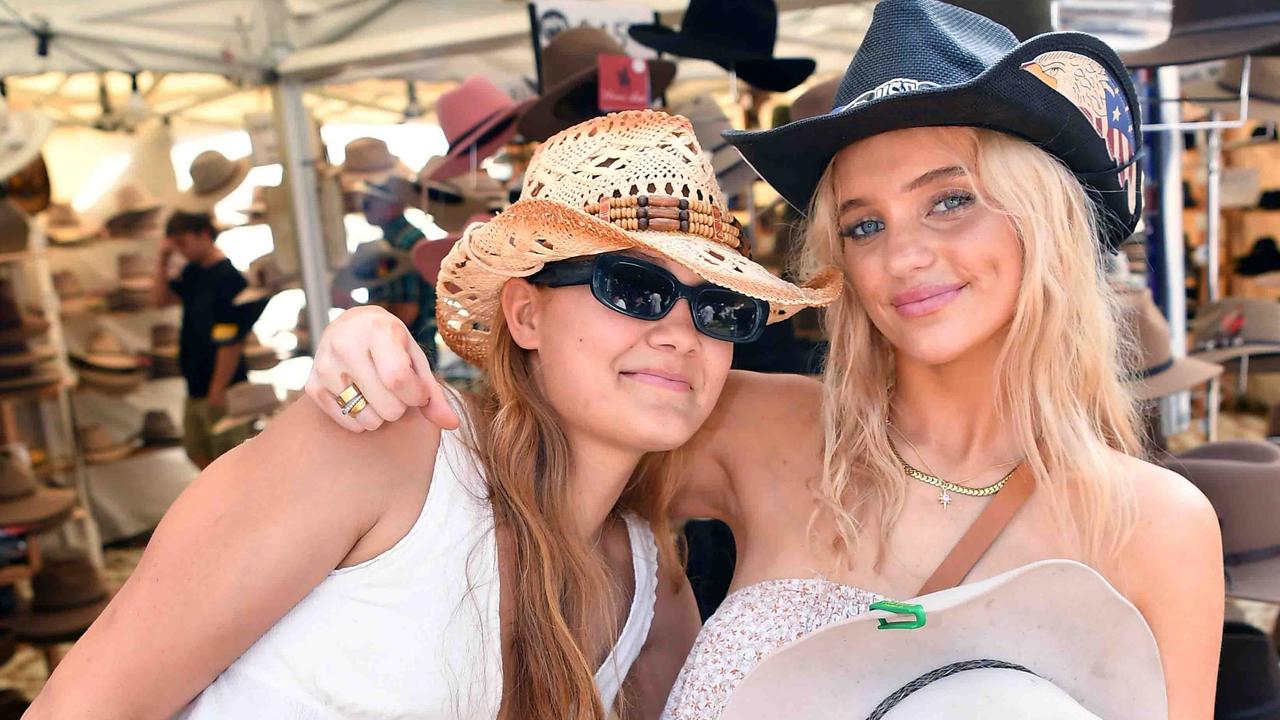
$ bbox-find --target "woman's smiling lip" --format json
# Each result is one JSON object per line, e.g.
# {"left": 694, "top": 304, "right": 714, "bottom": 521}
{"left": 891, "top": 282, "right": 967, "bottom": 318}
{"left": 621, "top": 369, "right": 693, "bottom": 392}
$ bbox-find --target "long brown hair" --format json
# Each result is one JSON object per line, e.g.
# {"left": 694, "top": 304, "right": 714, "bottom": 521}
{"left": 462, "top": 309, "right": 684, "bottom": 720}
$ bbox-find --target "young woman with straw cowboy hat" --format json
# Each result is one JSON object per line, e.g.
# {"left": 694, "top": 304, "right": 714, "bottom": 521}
{"left": 304, "top": 2, "right": 1223, "bottom": 718}
{"left": 26, "top": 111, "right": 835, "bottom": 720}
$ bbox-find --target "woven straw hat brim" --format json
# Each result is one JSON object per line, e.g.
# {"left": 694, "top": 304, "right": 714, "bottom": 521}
{"left": 0, "top": 345, "right": 56, "bottom": 368}
{"left": 74, "top": 366, "right": 148, "bottom": 395}
{"left": 436, "top": 198, "right": 841, "bottom": 366}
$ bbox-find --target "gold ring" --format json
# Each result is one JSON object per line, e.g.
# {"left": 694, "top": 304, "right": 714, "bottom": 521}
{"left": 346, "top": 397, "right": 368, "bottom": 418}
{"left": 336, "top": 383, "right": 361, "bottom": 408}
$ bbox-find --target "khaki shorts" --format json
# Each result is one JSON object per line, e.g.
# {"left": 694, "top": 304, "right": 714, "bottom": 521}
{"left": 183, "top": 397, "right": 253, "bottom": 465}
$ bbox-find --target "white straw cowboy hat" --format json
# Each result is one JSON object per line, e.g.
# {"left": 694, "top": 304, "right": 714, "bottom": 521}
{"left": 1116, "top": 285, "right": 1223, "bottom": 401}
{"left": 1163, "top": 440, "right": 1280, "bottom": 604}
{"left": 0, "top": 97, "right": 52, "bottom": 183}
{"left": 38, "top": 203, "right": 102, "bottom": 245}
{"left": 722, "top": 560, "right": 1167, "bottom": 720}
{"left": 177, "top": 150, "right": 251, "bottom": 213}
{"left": 436, "top": 109, "right": 841, "bottom": 366}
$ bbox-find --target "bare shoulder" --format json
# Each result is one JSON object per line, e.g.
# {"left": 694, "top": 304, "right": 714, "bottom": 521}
{"left": 1111, "top": 451, "right": 1221, "bottom": 601}
{"left": 704, "top": 371, "right": 822, "bottom": 448}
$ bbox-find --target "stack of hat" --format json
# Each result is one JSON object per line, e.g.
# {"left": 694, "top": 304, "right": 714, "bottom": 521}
{"left": 104, "top": 183, "right": 163, "bottom": 239}
{"left": 243, "top": 332, "right": 280, "bottom": 372}
{"left": 111, "top": 252, "right": 153, "bottom": 311}
{"left": 0, "top": 279, "right": 59, "bottom": 395}
{"left": 77, "top": 423, "right": 141, "bottom": 464}
{"left": 141, "top": 409, "right": 183, "bottom": 448}
{"left": 71, "top": 327, "right": 147, "bottom": 394}
{"left": 1116, "top": 285, "right": 1223, "bottom": 401}
{"left": 8, "top": 552, "right": 112, "bottom": 646}
{"left": 210, "top": 382, "right": 281, "bottom": 437}
{"left": 38, "top": 203, "right": 102, "bottom": 246}
{"left": 147, "top": 323, "right": 180, "bottom": 378}
{"left": 177, "top": 150, "right": 251, "bottom": 214}
{"left": 0, "top": 443, "right": 75, "bottom": 534}
{"left": 53, "top": 270, "right": 105, "bottom": 316}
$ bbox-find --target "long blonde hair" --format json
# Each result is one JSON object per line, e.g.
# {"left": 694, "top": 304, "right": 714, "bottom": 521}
{"left": 462, "top": 310, "right": 683, "bottom": 720}
{"left": 799, "top": 127, "right": 1142, "bottom": 568}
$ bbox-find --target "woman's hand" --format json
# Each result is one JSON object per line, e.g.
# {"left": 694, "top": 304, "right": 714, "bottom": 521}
{"left": 305, "top": 305, "right": 459, "bottom": 433}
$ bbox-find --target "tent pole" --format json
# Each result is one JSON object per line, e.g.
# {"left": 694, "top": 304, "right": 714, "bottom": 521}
{"left": 272, "top": 80, "right": 332, "bottom": 343}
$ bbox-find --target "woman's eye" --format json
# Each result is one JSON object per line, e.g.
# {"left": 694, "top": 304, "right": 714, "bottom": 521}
{"left": 840, "top": 218, "right": 885, "bottom": 240}
{"left": 931, "top": 192, "right": 974, "bottom": 214}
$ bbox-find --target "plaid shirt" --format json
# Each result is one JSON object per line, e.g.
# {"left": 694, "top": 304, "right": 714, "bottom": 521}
{"left": 368, "top": 218, "right": 438, "bottom": 363}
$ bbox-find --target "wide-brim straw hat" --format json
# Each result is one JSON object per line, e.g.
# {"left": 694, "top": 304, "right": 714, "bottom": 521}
{"left": 337, "top": 137, "right": 413, "bottom": 186}
{"left": 72, "top": 328, "right": 145, "bottom": 371}
{"left": 1116, "top": 285, "right": 1223, "bottom": 401}
{"left": 73, "top": 365, "right": 149, "bottom": 396}
{"left": 0, "top": 100, "right": 53, "bottom": 184}
{"left": 105, "top": 182, "right": 163, "bottom": 228}
{"left": 436, "top": 110, "right": 841, "bottom": 366}
{"left": 39, "top": 203, "right": 103, "bottom": 245}
{"left": 722, "top": 560, "right": 1166, "bottom": 720}
{"left": 78, "top": 424, "right": 142, "bottom": 464}
{"left": 177, "top": 150, "right": 251, "bottom": 212}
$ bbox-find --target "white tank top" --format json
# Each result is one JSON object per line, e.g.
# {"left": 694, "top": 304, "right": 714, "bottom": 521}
{"left": 178, "top": 421, "right": 659, "bottom": 719}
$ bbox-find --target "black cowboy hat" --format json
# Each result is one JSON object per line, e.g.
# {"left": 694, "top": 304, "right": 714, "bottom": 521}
{"left": 1121, "top": 0, "right": 1280, "bottom": 69}
{"left": 628, "top": 0, "right": 815, "bottom": 93}
{"left": 724, "top": 0, "right": 1144, "bottom": 251}
{"left": 1217, "top": 621, "right": 1280, "bottom": 720}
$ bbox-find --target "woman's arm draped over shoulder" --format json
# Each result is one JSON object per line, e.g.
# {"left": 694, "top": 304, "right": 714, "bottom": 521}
{"left": 27, "top": 398, "right": 441, "bottom": 719}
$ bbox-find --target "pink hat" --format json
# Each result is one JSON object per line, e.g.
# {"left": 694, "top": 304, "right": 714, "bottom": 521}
{"left": 412, "top": 214, "right": 492, "bottom": 284}
{"left": 426, "top": 77, "right": 533, "bottom": 182}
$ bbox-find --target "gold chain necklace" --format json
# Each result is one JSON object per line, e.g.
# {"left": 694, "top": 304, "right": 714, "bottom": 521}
{"left": 886, "top": 437, "right": 1019, "bottom": 509}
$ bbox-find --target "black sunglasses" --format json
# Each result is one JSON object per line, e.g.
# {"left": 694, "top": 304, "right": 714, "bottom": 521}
{"left": 527, "top": 254, "right": 768, "bottom": 343}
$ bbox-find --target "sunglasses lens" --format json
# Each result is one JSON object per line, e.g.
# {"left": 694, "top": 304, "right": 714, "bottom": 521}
{"left": 694, "top": 289, "right": 765, "bottom": 342}
{"left": 597, "top": 262, "right": 675, "bottom": 319}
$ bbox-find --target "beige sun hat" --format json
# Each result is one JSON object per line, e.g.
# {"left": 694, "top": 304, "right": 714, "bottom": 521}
{"left": 436, "top": 110, "right": 842, "bottom": 366}
{"left": 177, "top": 150, "right": 251, "bottom": 213}
{"left": 1116, "top": 285, "right": 1222, "bottom": 401}
{"left": 337, "top": 137, "right": 413, "bottom": 187}
{"left": 722, "top": 560, "right": 1166, "bottom": 720}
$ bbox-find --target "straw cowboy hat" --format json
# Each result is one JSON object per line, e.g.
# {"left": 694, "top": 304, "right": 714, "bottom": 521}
{"left": 1191, "top": 298, "right": 1280, "bottom": 365}
{"left": 629, "top": 0, "right": 814, "bottom": 92}
{"left": 333, "top": 239, "right": 414, "bottom": 294}
{"left": 722, "top": 560, "right": 1167, "bottom": 720}
{"left": 337, "top": 137, "right": 412, "bottom": 187}
{"left": 8, "top": 554, "right": 112, "bottom": 644}
{"left": 53, "top": 270, "right": 105, "bottom": 316}
{"left": 116, "top": 252, "right": 153, "bottom": 292}
{"left": 518, "top": 27, "right": 677, "bottom": 143}
{"left": 78, "top": 423, "right": 141, "bottom": 465}
{"left": 1121, "top": 0, "right": 1280, "bottom": 68}
{"left": 425, "top": 76, "right": 535, "bottom": 182}
{"left": 0, "top": 97, "right": 52, "bottom": 183}
{"left": 38, "top": 203, "right": 102, "bottom": 245}
{"left": 177, "top": 150, "right": 251, "bottom": 213}
{"left": 72, "top": 328, "right": 148, "bottom": 394}
{"left": 674, "top": 97, "right": 757, "bottom": 200}
{"left": 1117, "top": 285, "right": 1223, "bottom": 400}
{"left": 0, "top": 199, "right": 29, "bottom": 255}
{"left": 437, "top": 109, "right": 841, "bottom": 366}
{"left": 0, "top": 443, "right": 74, "bottom": 532}
{"left": 413, "top": 220, "right": 482, "bottom": 285}
{"left": 210, "top": 382, "right": 280, "bottom": 436}
{"left": 1163, "top": 440, "right": 1280, "bottom": 603}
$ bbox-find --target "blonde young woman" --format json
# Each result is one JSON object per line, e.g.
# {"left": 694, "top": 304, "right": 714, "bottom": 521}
{"left": 308, "top": 2, "right": 1225, "bottom": 718}
{"left": 27, "top": 112, "right": 835, "bottom": 720}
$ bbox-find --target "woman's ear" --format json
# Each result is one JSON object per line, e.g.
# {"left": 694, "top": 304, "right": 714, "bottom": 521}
{"left": 501, "top": 279, "right": 542, "bottom": 351}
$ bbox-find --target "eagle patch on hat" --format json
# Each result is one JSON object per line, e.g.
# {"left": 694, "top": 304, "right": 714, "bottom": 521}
{"left": 1021, "top": 51, "right": 1138, "bottom": 215}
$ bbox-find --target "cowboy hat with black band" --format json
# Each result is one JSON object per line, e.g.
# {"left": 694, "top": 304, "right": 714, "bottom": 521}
{"left": 518, "top": 26, "right": 677, "bottom": 143}
{"left": 1121, "top": 0, "right": 1280, "bottom": 69}
{"left": 724, "top": 0, "right": 1144, "bottom": 252}
{"left": 629, "top": 0, "right": 815, "bottom": 93}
